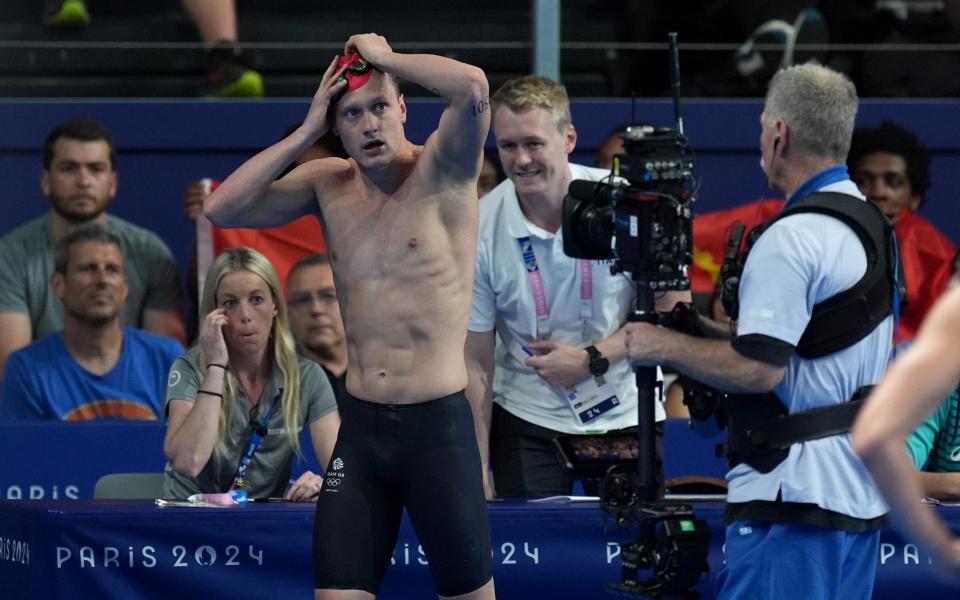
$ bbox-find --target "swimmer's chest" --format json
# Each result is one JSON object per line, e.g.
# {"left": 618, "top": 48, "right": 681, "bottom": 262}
{"left": 324, "top": 194, "right": 468, "bottom": 281}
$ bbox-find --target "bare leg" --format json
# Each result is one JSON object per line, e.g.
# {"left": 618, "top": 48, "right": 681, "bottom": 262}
{"left": 180, "top": 0, "right": 237, "bottom": 44}
{"left": 182, "top": 0, "right": 262, "bottom": 97}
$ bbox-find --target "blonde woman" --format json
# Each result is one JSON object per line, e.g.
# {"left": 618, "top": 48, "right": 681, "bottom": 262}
{"left": 163, "top": 247, "right": 339, "bottom": 501}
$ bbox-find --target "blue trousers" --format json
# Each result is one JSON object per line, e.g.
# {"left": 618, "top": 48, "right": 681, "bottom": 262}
{"left": 715, "top": 520, "right": 880, "bottom": 600}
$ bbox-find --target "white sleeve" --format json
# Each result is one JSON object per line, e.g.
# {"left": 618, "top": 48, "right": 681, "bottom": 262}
{"left": 736, "top": 218, "right": 823, "bottom": 345}
{"left": 468, "top": 240, "right": 496, "bottom": 332}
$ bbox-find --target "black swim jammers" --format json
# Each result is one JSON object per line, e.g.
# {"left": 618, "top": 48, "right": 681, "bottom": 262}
{"left": 312, "top": 390, "right": 492, "bottom": 596}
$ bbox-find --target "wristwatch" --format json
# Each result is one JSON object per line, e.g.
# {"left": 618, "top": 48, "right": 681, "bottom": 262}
{"left": 585, "top": 345, "right": 609, "bottom": 378}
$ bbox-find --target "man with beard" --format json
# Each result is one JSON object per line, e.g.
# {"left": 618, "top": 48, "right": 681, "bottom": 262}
{"left": 0, "top": 118, "right": 185, "bottom": 382}
{"left": 0, "top": 225, "right": 184, "bottom": 420}
{"left": 285, "top": 253, "right": 348, "bottom": 404}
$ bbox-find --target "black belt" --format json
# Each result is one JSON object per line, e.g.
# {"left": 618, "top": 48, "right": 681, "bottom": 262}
{"left": 720, "top": 386, "right": 873, "bottom": 459}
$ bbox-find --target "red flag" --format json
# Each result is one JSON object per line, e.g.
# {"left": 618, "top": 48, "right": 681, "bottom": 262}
{"left": 211, "top": 217, "right": 327, "bottom": 290}
{"left": 690, "top": 199, "right": 784, "bottom": 294}
{"left": 692, "top": 200, "right": 955, "bottom": 344}
{"left": 893, "top": 210, "right": 956, "bottom": 343}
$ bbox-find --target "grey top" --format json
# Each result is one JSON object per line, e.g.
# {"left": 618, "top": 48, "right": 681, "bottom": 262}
{"left": 162, "top": 347, "right": 338, "bottom": 499}
{"left": 0, "top": 214, "right": 182, "bottom": 339}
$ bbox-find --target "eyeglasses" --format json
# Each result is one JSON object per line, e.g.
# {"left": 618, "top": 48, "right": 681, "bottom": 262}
{"left": 249, "top": 404, "right": 268, "bottom": 437}
{"left": 287, "top": 289, "right": 338, "bottom": 313}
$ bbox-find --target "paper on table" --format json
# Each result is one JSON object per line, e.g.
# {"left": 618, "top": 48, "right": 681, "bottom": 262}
{"left": 528, "top": 496, "right": 599, "bottom": 503}
{"left": 921, "top": 497, "right": 960, "bottom": 507}
{"left": 528, "top": 493, "right": 727, "bottom": 504}
{"left": 154, "top": 499, "right": 230, "bottom": 508}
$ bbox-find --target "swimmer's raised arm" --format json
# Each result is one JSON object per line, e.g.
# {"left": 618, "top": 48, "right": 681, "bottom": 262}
{"left": 344, "top": 33, "right": 490, "bottom": 183}
{"left": 204, "top": 56, "right": 348, "bottom": 228}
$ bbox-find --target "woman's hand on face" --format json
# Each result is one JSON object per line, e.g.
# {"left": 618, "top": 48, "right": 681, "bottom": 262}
{"left": 199, "top": 308, "right": 230, "bottom": 366}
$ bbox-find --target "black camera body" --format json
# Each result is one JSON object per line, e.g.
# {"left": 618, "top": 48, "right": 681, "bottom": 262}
{"left": 562, "top": 125, "right": 696, "bottom": 291}
{"left": 656, "top": 302, "right": 729, "bottom": 439}
{"left": 561, "top": 125, "right": 710, "bottom": 598}
{"left": 570, "top": 33, "right": 711, "bottom": 598}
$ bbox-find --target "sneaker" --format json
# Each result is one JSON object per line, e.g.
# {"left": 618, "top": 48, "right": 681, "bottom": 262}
{"left": 203, "top": 44, "right": 264, "bottom": 98}
{"left": 43, "top": 0, "right": 90, "bottom": 28}
{"left": 206, "top": 63, "right": 264, "bottom": 98}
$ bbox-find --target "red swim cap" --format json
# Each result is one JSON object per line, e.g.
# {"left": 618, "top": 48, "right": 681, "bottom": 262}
{"left": 336, "top": 54, "right": 373, "bottom": 96}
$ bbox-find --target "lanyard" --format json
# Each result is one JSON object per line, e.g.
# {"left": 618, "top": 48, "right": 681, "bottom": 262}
{"left": 517, "top": 237, "right": 593, "bottom": 340}
{"left": 579, "top": 260, "right": 593, "bottom": 328}
{"left": 785, "top": 165, "right": 849, "bottom": 207}
{"left": 231, "top": 401, "right": 276, "bottom": 491}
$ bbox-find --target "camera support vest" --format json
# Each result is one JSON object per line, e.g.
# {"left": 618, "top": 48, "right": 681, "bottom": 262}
{"left": 718, "top": 192, "right": 904, "bottom": 473}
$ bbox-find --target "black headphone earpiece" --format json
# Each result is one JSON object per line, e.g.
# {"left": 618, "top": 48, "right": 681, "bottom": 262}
{"left": 773, "top": 137, "right": 780, "bottom": 151}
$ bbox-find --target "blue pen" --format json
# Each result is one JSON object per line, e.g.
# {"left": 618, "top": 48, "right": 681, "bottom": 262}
{"left": 521, "top": 345, "right": 534, "bottom": 356}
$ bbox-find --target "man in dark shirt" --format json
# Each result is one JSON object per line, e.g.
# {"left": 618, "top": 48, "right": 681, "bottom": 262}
{"left": 286, "top": 253, "right": 347, "bottom": 404}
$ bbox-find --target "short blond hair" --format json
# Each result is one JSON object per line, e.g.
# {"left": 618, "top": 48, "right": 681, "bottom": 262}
{"left": 491, "top": 75, "right": 571, "bottom": 132}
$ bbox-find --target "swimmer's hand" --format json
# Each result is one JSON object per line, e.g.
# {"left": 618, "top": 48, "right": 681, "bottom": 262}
{"left": 343, "top": 33, "right": 393, "bottom": 68}
{"left": 302, "top": 56, "right": 349, "bottom": 141}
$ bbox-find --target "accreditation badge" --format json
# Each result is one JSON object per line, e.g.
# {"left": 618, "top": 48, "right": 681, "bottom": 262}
{"left": 566, "top": 376, "right": 620, "bottom": 425}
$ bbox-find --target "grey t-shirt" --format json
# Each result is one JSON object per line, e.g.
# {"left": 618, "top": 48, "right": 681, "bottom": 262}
{"left": 162, "top": 348, "right": 337, "bottom": 499}
{"left": 0, "top": 214, "right": 182, "bottom": 339}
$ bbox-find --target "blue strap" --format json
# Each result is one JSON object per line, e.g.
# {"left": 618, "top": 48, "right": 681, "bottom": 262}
{"left": 232, "top": 403, "right": 276, "bottom": 489}
{"left": 785, "top": 165, "right": 849, "bottom": 207}
{"left": 518, "top": 237, "right": 539, "bottom": 273}
{"left": 891, "top": 229, "right": 902, "bottom": 328}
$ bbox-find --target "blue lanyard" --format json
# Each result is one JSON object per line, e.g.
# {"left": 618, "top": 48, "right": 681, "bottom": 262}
{"left": 231, "top": 402, "right": 276, "bottom": 490}
{"left": 891, "top": 233, "right": 902, "bottom": 329}
{"left": 785, "top": 165, "right": 849, "bottom": 207}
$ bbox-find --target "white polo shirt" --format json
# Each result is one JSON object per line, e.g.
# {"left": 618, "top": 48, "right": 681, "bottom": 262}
{"left": 470, "top": 163, "right": 665, "bottom": 434}
{"left": 730, "top": 178, "right": 891, "bottom": 520}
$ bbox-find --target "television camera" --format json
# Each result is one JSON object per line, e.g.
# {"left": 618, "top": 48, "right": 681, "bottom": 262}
{"left": 559, "top": 34, "right": 711, "bottom": 598}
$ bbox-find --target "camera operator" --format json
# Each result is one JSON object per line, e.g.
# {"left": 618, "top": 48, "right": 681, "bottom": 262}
{"left": 465, "top": 75, "right": 687, "bottom": 499}
{"left": 625, "top": 64, "right": 895, "bottom": 599}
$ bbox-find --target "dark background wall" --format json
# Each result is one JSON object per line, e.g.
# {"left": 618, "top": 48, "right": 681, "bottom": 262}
{"left": 1, "top": 99, "right": 957, "bottom": 298}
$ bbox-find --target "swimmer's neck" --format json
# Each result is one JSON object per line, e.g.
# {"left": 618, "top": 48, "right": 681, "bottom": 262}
{"left": 355, "top": 139, "right": 421, "bottom": 195}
